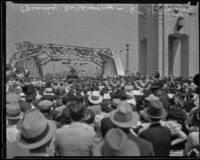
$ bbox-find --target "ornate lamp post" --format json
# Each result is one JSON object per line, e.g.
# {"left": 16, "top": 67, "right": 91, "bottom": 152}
{"left": 125, "top": 43, "right": 130, "bottom": 74}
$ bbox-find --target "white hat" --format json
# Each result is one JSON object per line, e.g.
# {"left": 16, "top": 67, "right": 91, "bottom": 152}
{"left": 103, "top": 93, "right": 111, "bottom": 100}
{"left": 126, "top": 98, "right": 136, "bottom": 106}
{"left": 88, "top": 91, "right": 103, "bottom": 104}
{"left": 19, "top": 92, "right": 26, "bottom": 97}
{"left": 43, "top": 88, "right": 54, "bottom": 96}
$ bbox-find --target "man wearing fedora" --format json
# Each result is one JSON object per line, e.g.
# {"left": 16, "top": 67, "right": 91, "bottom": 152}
{"left": 16, "top": 108, "right": 57, "bottom": 156}
{"left": 150, "top": 82, "right": 170, "bottom": 113}
{"left": 100, "top": 98, "right": 121, "bottom": 138}
{"left": 109, "top": 101, "right": 155, "bottom": 156}
{"left": 139, "top": 100, "right": 171, "bottom": 156}
{"left": 41, "top": 87, "right": 57, "bottom": 102}
{"left": 88, "top": 91, "right": 103, "bottom": 116}
{"left": 6, "top": 103, "right": 24, "bottom": 158}
{"left": 55, "top": 101, "right": 96, "bottom": 156}
{"left": 37, "top": 100, "right": 59, "bottom": 121}
{"left": 93, "top": 128, "right": 141, "bottom": 156}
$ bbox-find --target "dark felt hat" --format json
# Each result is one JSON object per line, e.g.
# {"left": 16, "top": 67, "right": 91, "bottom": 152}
{"left": 150, "top": 82, "right": 162, "bottom": 91}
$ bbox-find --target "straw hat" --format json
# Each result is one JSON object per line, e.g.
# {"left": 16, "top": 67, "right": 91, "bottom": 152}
{"left": 6, "top": 103, "right": 23, "bottom": 120}
{"left": 88, "top": 91, "right": 103, "bottom": 104}
{"left": 38, "top": 100, "right": 53, "bottom": 111}
{"left": 6, "top": 92, "right": 20, "bottom": 104}
{"left": 16, "top": 109, "right": 56, "bottom": 149}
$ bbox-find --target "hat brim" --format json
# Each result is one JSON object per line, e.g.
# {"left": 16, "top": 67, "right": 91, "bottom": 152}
{"left": 93, "top": 139, "right": 140, "bottom": 156}
{"left": 142, "top": 107, "right": 167, "bottom": 120}
{"left": 6, "top": 112, "right": 23, "bottom": 120}
{"left": 43, "top": 92, "right": 54, "bottom": 96}
{"left": 109, "top": 110, "right": 139, "bottom": 128}
{"left": 16, "top": 120, "right": 56, "bottom": 149}
{"left": 88, "top": 95, "right": 103, "bottom": 104}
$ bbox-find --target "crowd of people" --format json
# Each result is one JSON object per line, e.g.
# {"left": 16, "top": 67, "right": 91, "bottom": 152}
{"left": 6, "top": 65, "right": 199, "bottom": 157}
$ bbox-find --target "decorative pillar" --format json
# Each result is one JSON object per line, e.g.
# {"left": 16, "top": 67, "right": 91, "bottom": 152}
{"left": 125, "top": 43, "right": 130, "bottom": 74}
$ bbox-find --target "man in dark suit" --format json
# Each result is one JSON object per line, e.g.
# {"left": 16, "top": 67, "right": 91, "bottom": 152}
{"left": 139, "top": 100, "right": 171, "bottom": 156}
{"left": 150, "top": 82, "right": 170, "bottom": 113}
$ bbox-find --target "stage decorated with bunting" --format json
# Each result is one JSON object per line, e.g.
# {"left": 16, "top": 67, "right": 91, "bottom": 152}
{"left": 8, "top": 41, "right": 125, "bottom": 79}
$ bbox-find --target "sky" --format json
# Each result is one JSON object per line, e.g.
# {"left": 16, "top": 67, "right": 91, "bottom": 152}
{"left": 6, "top": 2, "right": 139, "bottom": 74}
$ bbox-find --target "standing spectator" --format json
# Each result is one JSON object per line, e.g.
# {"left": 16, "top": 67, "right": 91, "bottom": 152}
{"left": 55, "top": 101, "right": 96, "bottom": 156}
{"left": 83, "top": 108, "right": 95, "bottom": 128}
{"left": 16, "top": 108, "right": 56, "bottom": 156}
{"left": 165, "top": 105, "right": 188, "bottom": 150}
{"left": 184, "top": 108, "right": 199, "bottom": 157}
{"left": 107, "top": 101, "right": 155, "bottom": 156}
{"left": 88, "top": 91, "right": 103, "bottom": 116}
{"left": 57, "top": 83, "right": 66, "bottom": 96}
{"left": 18, "top": 98, "right": 32, "bottom": 113}
{"left": 100, "top": 101, "right": 155, "bottom": 156}
{"left": 139, "top": 100, "right": 171, "bottom": 156}
{"left": 6, "top": 92, "right": 20, "bottom": 104}
{"left": 6, "top": 103, "right": 25, "bottom": 158}
{"left": 150, "top": 82, "right": 170, "bottom": 113}
{"left": 93, "top": 128, "right": 141, "bottom": 156}
{"left": 41, "top": 88, "right": 57, "bottom": 102}
{"left": 38, "top": 100, "right": 59, "bottom": 121}
{"left": 154, "top": 70, "right": 160, "bottom": 79}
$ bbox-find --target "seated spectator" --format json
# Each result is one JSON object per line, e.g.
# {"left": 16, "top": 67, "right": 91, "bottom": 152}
{"left": 55, "top": 101, "right": 96, "bottom": 156}
{"left": 93, "top": 128, "right": 141, "bottom": 156}
{"left": 16, "top": 108, "right": 56, "bottom": 156}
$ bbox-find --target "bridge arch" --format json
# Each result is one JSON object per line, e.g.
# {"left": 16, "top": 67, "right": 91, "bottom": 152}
{"left": 9, "top": 41, "right": 125, "bottom": 78}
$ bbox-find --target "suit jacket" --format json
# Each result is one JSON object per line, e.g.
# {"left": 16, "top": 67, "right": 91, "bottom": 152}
{"left": 18, "top": 100, "right": 32, "bottom": 113}
{"left": 7, "top": 142, "right": 29, "bottom": 158}
{"left": 55, "top": 122, "right": 96, "bottom": 156}
{"left": 127, "top": 133, "right": 155, "bottom": 156}
{"left": 159, "top": 92, "right": 170, "bottom": 113}
{"left": 88, "top": 104, "right": 102, "bottom": 116}
{"left": 101, "top": 117, "right": 116, "bottom": 138}
{"left": 140, "top": 122, "right": 171, "bottom": 156}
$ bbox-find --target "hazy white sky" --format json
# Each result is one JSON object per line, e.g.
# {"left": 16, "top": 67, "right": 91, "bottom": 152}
{"left": 6, "top": 2, "right": 139, "bottom": 73}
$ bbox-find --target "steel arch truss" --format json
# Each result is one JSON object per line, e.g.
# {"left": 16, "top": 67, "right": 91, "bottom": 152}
{"left": 9, "top": 41, "right": 115, "bottom": 77}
